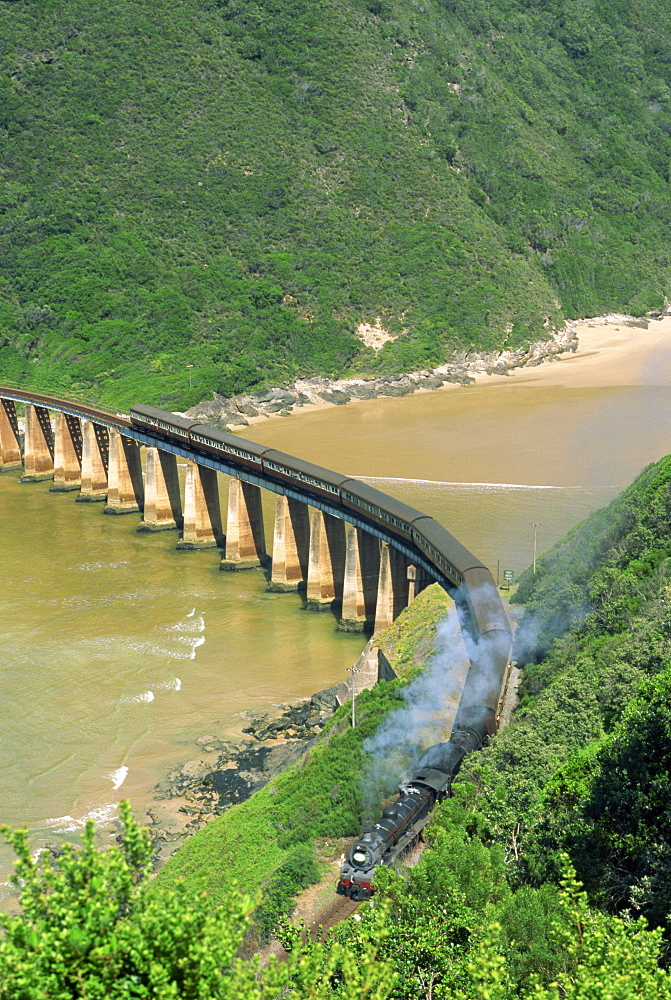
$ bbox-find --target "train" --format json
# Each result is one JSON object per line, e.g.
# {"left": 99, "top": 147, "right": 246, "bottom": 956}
{"left": 128, "top": 403, "right": 512, "bottom": 902}
{"left": 128, "top": 404, "right": 511, "bottom": 637}
{"left": 1, "top": 388, "right": 511, "bottom": 904}
{"left": 336, "top": 716, "right": 491, "bottom": 901}
{"left": 336, "top": 579, "right": 511, "bottom": 901}
{"left": 335, "top": 706, "right": 498, "bottom": 901}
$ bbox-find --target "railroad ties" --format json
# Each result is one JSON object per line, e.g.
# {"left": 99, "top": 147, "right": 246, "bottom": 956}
{"left": 0, "top": 393, "right": 432, "bottom": 635}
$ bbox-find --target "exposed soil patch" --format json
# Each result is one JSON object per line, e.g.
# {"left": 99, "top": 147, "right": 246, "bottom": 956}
{"left": 355, "top": 318, "right": 398, "bottom": 351}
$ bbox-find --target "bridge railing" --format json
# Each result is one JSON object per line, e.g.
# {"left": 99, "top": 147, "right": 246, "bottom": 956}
{"left": 0, "top": 379, "right": 101, "bottom": 408}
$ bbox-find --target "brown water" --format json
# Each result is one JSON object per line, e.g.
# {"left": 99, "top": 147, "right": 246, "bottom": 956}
{"left": 0, "top": 471, "right": 363, "bottom": 892}
{"left": 243, "top": 383, "right": 671, "bottom": 574}
{"left": 2, "top": 367, "right": 671, "bottom": 893}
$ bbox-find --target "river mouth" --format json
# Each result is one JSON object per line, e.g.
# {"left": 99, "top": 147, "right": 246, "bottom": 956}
{"left": 241, "top": 381, "right": 671, "bottom": 573}
{"left": 2, "top": 318, "right": 670, "bottom": 891}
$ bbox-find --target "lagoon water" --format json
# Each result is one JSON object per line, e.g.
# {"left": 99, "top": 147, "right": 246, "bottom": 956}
{"left": 2, "top": 330, "right": 671, "bottom": 888}
{"left": 0, "top": 474, "right": 363, "bottom": 887}
{"left": 243, "top": 381, "right": 671, "bottom": 574}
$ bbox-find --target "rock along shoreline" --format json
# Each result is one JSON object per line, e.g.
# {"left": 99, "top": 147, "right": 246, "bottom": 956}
{"left": 147, "top": 686, "right": 345, "bottom": 862}
{"left": 184, "top": 327, "right": 583, "bottom": 429}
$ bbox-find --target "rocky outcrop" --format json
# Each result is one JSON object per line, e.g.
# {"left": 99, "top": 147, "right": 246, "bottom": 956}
{"left": 185, "top": 329, "right": 579, "bottom": 428}
{"left": 150, "top": 684, "right": 344, "bottom": 855}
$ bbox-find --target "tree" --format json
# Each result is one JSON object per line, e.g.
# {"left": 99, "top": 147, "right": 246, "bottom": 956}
{"left": 0, "top": 801, "right": 396, "bottom": 999}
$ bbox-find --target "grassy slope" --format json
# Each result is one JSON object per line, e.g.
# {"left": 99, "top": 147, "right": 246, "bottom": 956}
{"left": 151, "top": 585, "right": 449, "bottom": 908}
{"left": 0, "top": 0, "right": 670, "bottom": 408}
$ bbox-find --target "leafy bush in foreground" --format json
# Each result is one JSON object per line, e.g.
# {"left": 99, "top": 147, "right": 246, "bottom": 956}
{"left": 0, "top": 802, "right": 395, "bottom": 999}
{"left": 4, "top": 800, "right": 667, "bottom": 999}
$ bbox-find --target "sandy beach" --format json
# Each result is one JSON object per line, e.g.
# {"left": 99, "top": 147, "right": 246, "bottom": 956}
{"left": 472, "top": 315, "right": 671, "bottom": 390}
{"left": 235, "top": 315, "right": 671, "bottom": 431}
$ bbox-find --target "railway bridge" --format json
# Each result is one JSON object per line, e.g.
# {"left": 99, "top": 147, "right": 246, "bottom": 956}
{"left": 0, "top": 387, "right": 452, "bottom": 635}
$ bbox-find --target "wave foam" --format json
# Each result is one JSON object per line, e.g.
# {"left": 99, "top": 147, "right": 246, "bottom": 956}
{"left": 44, "top": 814, "right": 84, "bottom": 833}
{"left": 108, "top": 766, "right": 128, "bottom": 790}
{"left": 358, "top": 476, "right": 583, "bottom": 490}
{"left": 157, "top": 677, "right": 182, "bottom": 691}
{"left": 121, "top": 690, "right": 154, "bottom": 704}
{"left": 42, "top": 804, "right": 119, "bottom": 835}
{"left": 83, "top": 804, "right": 119, "bottom": 825}
{"left": 167, "top": 615, "right": 205, "bottom": 634}
{"left": 73, "top": 560, "right": 131, "bottom": 571}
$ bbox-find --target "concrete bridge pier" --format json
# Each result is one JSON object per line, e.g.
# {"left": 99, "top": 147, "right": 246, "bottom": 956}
{"left": 338, "top": 524, "right": 381, "bottom": 632}
{"left": 374, "top": 541, "right": 411, "bottom": 633}
{"left": 51, "top": 412, "right": 82, "bottom": 492}
{"left": 268, "top": 495, "right": 310, "bottom": 592}
{"left": 177, "top": 463, "right": 223, "bottom": 549}
{"left": 221, "top": 478, "right": 269, "bottom": 570}
{"left": 0, "top": 399, "right": 22, "bottom": 472}
{"left": 20, "top": 404, "right": 54, "bottom": 483}
{"left": 77, "top": 420, "right": 109, "bottom": 502}
{"left": 137, "top": 447, "right": 183, "bottom": 531}
{"left": 305, "top": 508, "right": 346, "bottom": 611}
{"left": 104, "top": 431, "right": 144, "bottom": 514}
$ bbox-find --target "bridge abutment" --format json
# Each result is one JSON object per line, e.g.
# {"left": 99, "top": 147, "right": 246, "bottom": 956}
{"left": 306, "top": 508, "right": 346, "bottom": 611}
{"left": 104, "top": 431, "right": 144, "bottom": 514}
{"left": 0, "top": 399, "right": 22, "bottom": 472}
{"left": 137, "top": 447, "right": 183, "bottom": 531}
{"left": 51, "top": 412, "right": 82, "bottom": 492}
{"left": 221, "top": 478, "right": 268, "bottom": 570}
{"left": 177, "top": 463, "right": 224, "bottom": 549}
{"left": 339, "top": 525, "right": 380, "bottom": 632}
{"left": 268, "top": 495, "right": 310, "bottom": 592}
{"left": 20, "top": 404, "right": 54, "bottom": 482}
{"left": 77, "top": 420, "right": 109, "bottom": 502}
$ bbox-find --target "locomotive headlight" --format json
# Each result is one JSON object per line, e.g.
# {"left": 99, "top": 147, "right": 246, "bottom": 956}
{"left": 352, "top": 849, "right": 367, "bottom": 865}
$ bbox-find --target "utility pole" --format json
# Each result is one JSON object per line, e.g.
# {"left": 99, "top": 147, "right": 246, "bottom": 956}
{"left": 532, "top": 522, "right": 540, "bottom": 574}
{"left": 349, "top": 664, "right": 361, "bottom": 728}
{"left": 186, "top": 364, "right": 194, "bottom": 390}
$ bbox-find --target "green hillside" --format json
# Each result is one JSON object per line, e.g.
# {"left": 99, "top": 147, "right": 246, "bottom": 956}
{"left": 481, "top": 455, "right": 671, "bottom": 934}
{"left": 1, "top": 0, "right": 670, "bottom": 408}
{"left": 7, "top": 464, "right": 671, "bottom": 994}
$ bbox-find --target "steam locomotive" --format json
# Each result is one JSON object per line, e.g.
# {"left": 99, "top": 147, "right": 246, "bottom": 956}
{"left": 127, "top": 403, "right": 512, "bottom": 901}
{"left": 336, "top": 707, "right": 494, "bottom": 900}
{"left": 336, "top": 620, "right": 511, "bottom": 902}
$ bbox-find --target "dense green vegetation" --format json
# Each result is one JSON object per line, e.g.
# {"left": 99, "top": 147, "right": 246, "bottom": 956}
{"left": 0, "top": 802, "right": 397, "bottom": 998}
{"left": 474, "top": 455, "right": 671, "bottom": 936}
{"left": 1, "top": 0, "right": 670, "bottom": 407}
{"left": 6, "top": 457, "right": 671, "bottom": 994}
{"left": 4, "top": 782, "right": 671, "bottom": 997}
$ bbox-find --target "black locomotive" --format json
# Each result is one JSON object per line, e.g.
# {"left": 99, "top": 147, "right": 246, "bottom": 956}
{"left": 128, "top": 402, "right": 512, "bottom": 900}
{"left": 336, "top": 706, "right": 493, "bottom": 900}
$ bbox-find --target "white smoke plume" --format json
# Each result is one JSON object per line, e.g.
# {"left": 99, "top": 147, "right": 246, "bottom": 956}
{"left": 360, "top": 605, "right": 468, "bottom": 823}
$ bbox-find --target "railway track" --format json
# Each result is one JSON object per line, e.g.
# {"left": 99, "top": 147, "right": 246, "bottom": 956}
{"left": 307, "top": 895, "right": 361, "bottom": 938}
{"left": 257, "top": 893, "right": 360, "bottom": 969}
{"left": 0, "top": 385, "right": 131, "bottom": 431}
